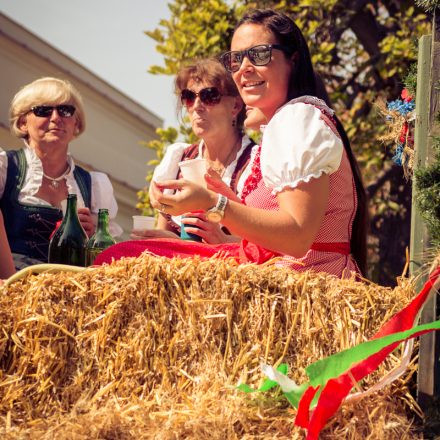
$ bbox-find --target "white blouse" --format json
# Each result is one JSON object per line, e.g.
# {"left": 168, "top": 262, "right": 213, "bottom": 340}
{"left": 153, "top": 135, "right": 256, "bottom": 228}
{"left": 153, "top": 135, "right": 256, "bottom": 198}
{"left": 0, "top": 145, "right": 123, "bottom": 237}
{"left": 261, "top": 97, "right": 343, "bottom": 195}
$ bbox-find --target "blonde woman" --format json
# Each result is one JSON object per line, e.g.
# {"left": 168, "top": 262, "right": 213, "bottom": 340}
{"left": 0, "top": 77, "right": 122, "bottom": 269}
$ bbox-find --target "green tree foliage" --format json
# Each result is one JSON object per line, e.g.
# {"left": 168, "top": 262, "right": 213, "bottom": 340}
{"left": 412, "top": 0, "right": 440, "bottom": 249}
{"left": 415, "top": 0, "right": 440, "bottom": 11}
{"left": 415, "top": 137, "right": 440, "bottom": 247}
{"left": 145, "top": 0, "right": 237, "bottom": 74}
{"left": 139, "top": 0, "right": 432, "bottom": 284}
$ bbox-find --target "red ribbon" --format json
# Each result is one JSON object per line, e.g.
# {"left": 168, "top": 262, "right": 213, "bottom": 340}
{"left": 296, "top": 266, "right": 440, "bottom": 439}
{"left": 310, "top": 242, "right": 350, "bottom": 255}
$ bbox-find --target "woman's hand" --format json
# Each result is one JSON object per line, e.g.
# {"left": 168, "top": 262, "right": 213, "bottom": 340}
{"left": 77, "top": 207, "right": 96, "bottom": 237}
{"left": 151, "top": 179, "right": 216, "bottom": 216}
{"left": 181, "top": 212, "right": 239, "bottom": 244}
{"left": 205, "top": 170, "right": 242, "bottom": 203}
{"left": 148, "top": 180, "right": 162, "bottom": 208}
{"left": 130, "top": 229, "right": 178, "bottom": 240}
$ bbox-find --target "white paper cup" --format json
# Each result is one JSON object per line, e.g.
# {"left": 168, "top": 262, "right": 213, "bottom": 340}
{"left": 132, "top": 215, "right": 156, "bottom": 230}
{"left": 178, "top": 158, "right": 207, "bottom": 187}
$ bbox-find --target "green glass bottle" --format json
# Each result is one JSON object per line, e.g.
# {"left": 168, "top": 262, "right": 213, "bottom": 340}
{"left": 86, "top": 208, "right": 116, "bottom": 266}
{"left": 48, "top": 194, "right": 88, "bottom": 266}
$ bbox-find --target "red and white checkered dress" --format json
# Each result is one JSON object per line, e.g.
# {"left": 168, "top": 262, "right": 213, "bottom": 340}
{"left": 240, "top": 96, "right": 359, "bottom": 277}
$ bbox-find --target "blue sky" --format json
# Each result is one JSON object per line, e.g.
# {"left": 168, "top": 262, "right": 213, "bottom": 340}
{"left": 0, "top": 0, "right": 178, "bottom": 127}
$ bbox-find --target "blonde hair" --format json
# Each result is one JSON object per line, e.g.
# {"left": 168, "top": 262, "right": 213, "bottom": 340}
{"left": 9, "top": 77, "right": 86, "bottom": 139}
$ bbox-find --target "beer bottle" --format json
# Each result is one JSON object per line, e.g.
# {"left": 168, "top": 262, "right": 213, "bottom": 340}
{"left": 48, "top": 194, "right": 87, "bottom": 266}
{"left": 86, "top": 208, "right": 116, "bottom": 266}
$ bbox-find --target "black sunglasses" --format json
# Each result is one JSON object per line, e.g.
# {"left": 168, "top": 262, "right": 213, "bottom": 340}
{"left": 180, "top": 87, "right": 223, "bottom": 107}
{"left": 30, "top": 105, "right": 76, "bottom": 118}
{"left": 220, "top": 44, "right": 293, "bottom": 73}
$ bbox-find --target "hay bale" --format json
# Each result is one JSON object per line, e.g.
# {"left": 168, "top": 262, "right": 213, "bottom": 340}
{"left": 0, "top": 254, "right": 421, "bottom": 438}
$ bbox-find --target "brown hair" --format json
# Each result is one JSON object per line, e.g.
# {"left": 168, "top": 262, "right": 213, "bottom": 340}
{"left": 175, "top": 58, "right": 245, "bottom": 128}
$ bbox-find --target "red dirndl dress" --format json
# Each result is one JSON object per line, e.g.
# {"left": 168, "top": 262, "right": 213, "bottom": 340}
{"left": 241, "top": 145, "right": 359, "bottom": 277}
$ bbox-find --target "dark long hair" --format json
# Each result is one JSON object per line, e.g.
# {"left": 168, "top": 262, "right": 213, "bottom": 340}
{"left": 236, "top": 9, "right": 368, "bottom": 275}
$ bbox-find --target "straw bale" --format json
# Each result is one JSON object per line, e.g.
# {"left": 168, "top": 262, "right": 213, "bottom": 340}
{"left": 0, "top": 254, "right": 421, "bottom": 438}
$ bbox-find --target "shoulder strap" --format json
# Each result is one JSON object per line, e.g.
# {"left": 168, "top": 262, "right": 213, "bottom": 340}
{"left": 73, "top": 165, "right": 92, "bottom": 209}
{"left": 176, "top": 143, "right": 199, "bottom": 179}
{"left": 230, "top": 139, "right": 256, "bottom": 194}
{"left": 5, "top": 149, "right": 27, "bottom": 198}
{"left": 180, "top": 143, "right": 199, "bottom": 161}
{"left": 2, "top": 150, "right": 92, "bottom": 209}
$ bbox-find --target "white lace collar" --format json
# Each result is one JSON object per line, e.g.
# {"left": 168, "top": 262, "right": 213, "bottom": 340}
{"left": 23, "top": 142, "right": 78, "bottom": 197}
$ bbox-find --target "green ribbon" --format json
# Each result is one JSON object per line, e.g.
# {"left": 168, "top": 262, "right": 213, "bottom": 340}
{"left": 238, "top": 319, "right": 440, "bottom": 409}
{"left": 305, "top": 319, "right": 440, "bottom": 386}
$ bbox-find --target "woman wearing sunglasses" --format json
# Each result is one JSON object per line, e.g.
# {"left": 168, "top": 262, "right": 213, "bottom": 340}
{"left": 0, "top": 77, "right": 122, "bottom": 269}
{"left": 137, "top": 58, "right": 256, "bottom": 244}
{"left": 97, "top": 10, "right": 367, "bottom": 278}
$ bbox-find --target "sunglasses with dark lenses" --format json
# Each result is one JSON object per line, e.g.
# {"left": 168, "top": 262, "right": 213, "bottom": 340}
{"left": 31, "top": 105, "right": 76, "bottom": 118}
{"left": 220, "top": 44, "right": 292, "bottom": 73}
{"left": 180, "top": 87, "right": 222, "bottom": 107}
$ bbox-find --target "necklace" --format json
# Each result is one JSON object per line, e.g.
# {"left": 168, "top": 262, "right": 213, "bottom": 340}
{"left": 42, "top": 165, "right": 70, "bottom": 189}
{"left": 205, "top": 137, "right": 242, "bottom": 178}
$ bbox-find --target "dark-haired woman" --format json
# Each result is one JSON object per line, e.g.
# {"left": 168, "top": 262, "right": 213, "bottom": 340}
{"left": 99, "top": 10, "right": 367, "bottom": 278}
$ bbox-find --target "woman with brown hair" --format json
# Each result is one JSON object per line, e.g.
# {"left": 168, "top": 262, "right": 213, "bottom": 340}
{"left": 134, "top": 58, "right": 256, "bottom": 244}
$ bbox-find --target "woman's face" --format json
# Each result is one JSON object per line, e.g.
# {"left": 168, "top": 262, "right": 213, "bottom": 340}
{"left": 231, "top": 23, "right": 293, "bottom": 121}
{"left": 19, "top": 102, "right": 78, "bottom": 149}
{"left": 184, "top": 80, "right": 242, "bottom": 140}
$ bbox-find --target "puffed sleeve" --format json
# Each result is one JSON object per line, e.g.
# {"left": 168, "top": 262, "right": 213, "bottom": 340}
{"left": 90, "top": 171, "right": 123, "bottom": 237}
{"left": 0, "top": 149, "right": 7, "bottom": 199}
{"left": 152, "top": 142, "right": 190, "bottom": 182}
{"left": 261, "top": 102, "right": 343, "bottom": 195}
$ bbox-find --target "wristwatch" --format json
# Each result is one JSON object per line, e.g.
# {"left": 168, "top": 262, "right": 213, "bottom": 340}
{"left": 206, "top": 194, "right": 228, "bottom": 223}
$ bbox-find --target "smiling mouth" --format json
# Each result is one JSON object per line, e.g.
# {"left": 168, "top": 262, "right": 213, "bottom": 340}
{"left": 242, "top": 81, "right": 265, "bottom": 88}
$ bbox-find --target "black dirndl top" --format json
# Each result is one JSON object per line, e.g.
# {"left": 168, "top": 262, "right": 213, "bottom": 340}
{"left": 0, "top": 149, "right": 91, "bottom": 262}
